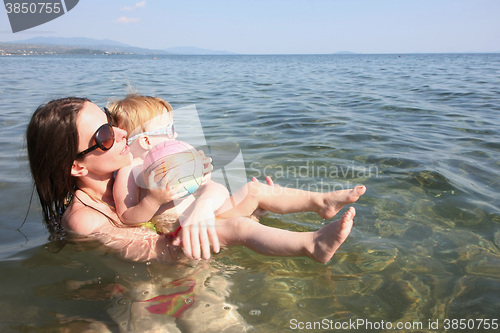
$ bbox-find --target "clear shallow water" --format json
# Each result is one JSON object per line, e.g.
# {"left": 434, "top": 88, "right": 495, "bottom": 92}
{"left": 0, "top": 54, "right": 499, "bottom": 332}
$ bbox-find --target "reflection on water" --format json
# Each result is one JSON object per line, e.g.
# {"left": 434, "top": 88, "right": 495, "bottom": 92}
{"left": 1, "top": 54, "right": 499, "bottom": 331}
{"left": 1, "top": 241, "right": 252, "bottom": 332}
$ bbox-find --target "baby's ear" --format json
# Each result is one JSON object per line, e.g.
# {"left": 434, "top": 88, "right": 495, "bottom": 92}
{"left": 138, "top": 135, "right": 153, "bottom": 150}
{"left": 71, "top": 160, "right": 88, "bottom": 178}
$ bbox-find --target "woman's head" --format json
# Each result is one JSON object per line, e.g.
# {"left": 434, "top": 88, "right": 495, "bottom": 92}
{"left": 27, "top": 98, "right": 130, "bottom": 236}
{"left": 27, "top": 97, "right": 89, "bottom": 235}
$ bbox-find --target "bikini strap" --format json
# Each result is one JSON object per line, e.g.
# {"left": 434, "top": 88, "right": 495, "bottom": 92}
{"left": 73, "top": 193, "right": 125, "bottom": 228}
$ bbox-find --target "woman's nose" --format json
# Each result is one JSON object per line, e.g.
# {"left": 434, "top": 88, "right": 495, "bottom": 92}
{"left": 114, "top": 127, "right": 128, "bottom": 141}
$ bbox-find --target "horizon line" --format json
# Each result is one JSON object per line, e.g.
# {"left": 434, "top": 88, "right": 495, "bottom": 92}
{"left": 1, "top": 38, "right": 498, "bottom": 56}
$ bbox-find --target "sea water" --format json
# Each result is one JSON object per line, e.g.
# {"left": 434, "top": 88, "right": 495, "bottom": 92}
{"left": 0, "top": 54, "right": 499, "bottom": 332}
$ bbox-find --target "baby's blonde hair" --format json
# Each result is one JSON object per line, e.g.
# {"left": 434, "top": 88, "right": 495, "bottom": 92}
{"left": 108, "top": 94, "right": 173, "bottom": 136}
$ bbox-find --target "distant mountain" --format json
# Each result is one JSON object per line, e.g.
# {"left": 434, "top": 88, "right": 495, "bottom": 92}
{"left": 11, "top": 36, "right": 130, "bottom": 47}
{"left": 0, "top": 42, "right": 112, "bottom": 55}
{"left": 3, "top": 37, "right": 237, "bottom": 56}
{"left": 5, "top": 36, "right": 170, "bottom": 55}
{"left": 164, "top": 46, "right": 236, "bottom": 55}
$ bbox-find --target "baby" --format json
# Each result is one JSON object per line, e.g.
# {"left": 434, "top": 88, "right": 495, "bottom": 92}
{"left": 108, "top": 94, "right": 366, "bottom": 262}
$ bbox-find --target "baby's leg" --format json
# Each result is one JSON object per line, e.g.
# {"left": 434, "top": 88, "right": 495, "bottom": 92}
{"left": 216, "top": 207, "right": 355, "bottom": 263}
{"left": 216, "top": 181, "right": 365, "bottom": 220}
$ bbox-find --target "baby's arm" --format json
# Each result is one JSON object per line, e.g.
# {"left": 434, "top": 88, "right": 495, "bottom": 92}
{"left": 113, "top": 164, "right": 177, "bottom": 225}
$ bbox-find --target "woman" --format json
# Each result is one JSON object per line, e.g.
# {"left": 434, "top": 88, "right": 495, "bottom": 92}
{"left": 27, "top": 97, "right": 185, "bottom": 262}
{"left": 27, "top": 98, "right": 256, "bottom": 331}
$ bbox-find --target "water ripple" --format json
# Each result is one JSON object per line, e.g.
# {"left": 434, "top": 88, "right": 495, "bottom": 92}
{"left": 1, "top": 53, "right": 499, "bottom": 330}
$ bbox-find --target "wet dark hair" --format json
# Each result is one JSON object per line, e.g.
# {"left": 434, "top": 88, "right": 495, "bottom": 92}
{"left": 26, "top": 97, "right": 90, "bottom": 238}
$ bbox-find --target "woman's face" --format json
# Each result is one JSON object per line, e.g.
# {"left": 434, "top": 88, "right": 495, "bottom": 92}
{"left": 76, "top": 102, "right": 131, "bottom": 176}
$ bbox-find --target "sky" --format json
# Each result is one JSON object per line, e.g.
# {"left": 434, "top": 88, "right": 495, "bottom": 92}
{"left": 1, "top": 0, "right": 499, "bottom": 54}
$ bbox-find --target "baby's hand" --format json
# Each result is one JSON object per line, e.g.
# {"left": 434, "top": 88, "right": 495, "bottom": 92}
{"left": 146, "top": 169, "right": 188, "bottom": 205}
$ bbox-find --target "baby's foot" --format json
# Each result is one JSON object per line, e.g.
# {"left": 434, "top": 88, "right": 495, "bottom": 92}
{"left": 311, "top": 207, "right": 355, "bottom": 263}
{"left": 318, "top": 185, "right": 365, "bottom": 220}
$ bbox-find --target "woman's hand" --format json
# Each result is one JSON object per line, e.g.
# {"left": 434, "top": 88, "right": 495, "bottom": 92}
{"left": 172, "top": 181, "right": 228, "bottom": 260}
{"left": 199, "top": 150, "right": 213, "bottom": 185}
{"left": 174, "top": 200, "right": 219, "bottom": 260}
{"left": 250, "top": 176, "right": 278, "bottom": 217}
{"left": 252, "top": 176, "right": 278, "bottom": 187}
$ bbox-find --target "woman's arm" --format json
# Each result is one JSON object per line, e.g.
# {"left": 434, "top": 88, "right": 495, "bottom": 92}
{"left": 92, "top": 223, "right": 181, "bottom": 262}
{"left": 65, "top": 204, "right": 181, "bottom": 262}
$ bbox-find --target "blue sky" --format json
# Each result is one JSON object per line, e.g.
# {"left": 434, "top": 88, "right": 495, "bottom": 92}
{"left": 1, "top": 0, "right": 499, "bottom": 54}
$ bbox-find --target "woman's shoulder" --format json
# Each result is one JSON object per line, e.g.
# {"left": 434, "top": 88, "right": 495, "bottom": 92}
{"left": 62, "top": 201, "right": 109, "bottom": 235}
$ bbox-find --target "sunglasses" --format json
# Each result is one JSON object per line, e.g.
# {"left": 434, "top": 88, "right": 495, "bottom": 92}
{"left": 126, "top": 122, "right": 176, "bottom": 145}
{"left": 76, "top": 107, "right": 115, "bottom": 159}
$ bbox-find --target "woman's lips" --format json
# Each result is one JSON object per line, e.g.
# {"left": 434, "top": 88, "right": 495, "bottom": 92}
{"left": 120, "top": 145, "right": 130, "bottom": 155}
